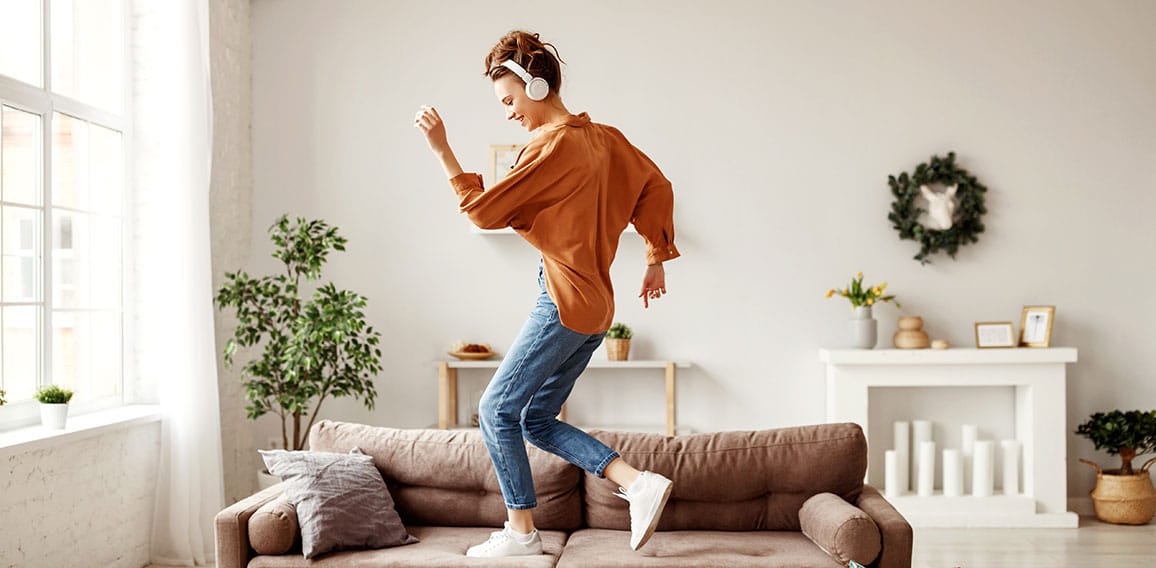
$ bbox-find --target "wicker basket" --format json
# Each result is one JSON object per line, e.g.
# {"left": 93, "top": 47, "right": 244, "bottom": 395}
{"left": 606, "top": 338, "right": 631, "bottom": 361}
{"left": 1084, "top": 459, "right": 1156, "bottom": 525}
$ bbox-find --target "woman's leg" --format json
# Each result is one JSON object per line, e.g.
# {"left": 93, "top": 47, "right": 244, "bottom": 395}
{"left": 476, "top": 287, "right": 594, "bottom": 531}
{"left": 520, "top": 331, "right": 621, "bottom": 479}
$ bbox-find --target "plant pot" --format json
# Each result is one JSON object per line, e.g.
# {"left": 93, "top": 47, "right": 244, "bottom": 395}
{"left": 848, "top": 306, "right": 877, "bottom": 349}
{"left": 606, "top": 338, "right": 630, "bottom": 361}
{"left": 40, "top": 403, "right": 69, "bottom": 429}
{"left": 1082, "top": 458, "right": 1156, "bottom": 525}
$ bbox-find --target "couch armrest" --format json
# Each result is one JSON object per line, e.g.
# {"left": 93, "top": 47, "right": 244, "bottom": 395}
{"left": 215, "top": 484, "right": 284, "bottom": 568}
{"left": 855, "top": 485, "right": 912, "bottom": 568}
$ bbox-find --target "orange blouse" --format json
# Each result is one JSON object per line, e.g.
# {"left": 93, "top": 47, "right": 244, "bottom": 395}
{"left": 449, "top": 112, "right": 679, "bottom": 334}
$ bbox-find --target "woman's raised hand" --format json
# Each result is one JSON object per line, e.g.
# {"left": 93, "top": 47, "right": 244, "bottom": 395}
{"left": 413, "top": 105, "right": 449, "bottom": 154}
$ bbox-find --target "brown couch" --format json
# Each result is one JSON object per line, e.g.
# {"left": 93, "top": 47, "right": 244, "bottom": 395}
{"left": 216, "top": 420, "right": 912, "bottom": 567}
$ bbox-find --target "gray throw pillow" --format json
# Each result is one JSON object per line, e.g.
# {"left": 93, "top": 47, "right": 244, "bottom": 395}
{"left": 259, "top": 447, "right": 418, "bottom": 558}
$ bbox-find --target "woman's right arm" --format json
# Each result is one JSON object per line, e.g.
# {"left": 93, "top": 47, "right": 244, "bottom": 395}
{"left": 414, "top": 105, "right": 464, "bottom": 179}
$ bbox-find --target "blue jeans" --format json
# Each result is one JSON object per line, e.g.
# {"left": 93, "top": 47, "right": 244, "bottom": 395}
{"left": 478, "top": 262, "right": 620, "bottom": 510}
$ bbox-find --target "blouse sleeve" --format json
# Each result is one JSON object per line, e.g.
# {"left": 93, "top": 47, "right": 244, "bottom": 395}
{"left": 630, "top": 157, "right": 680, "bottom": 266}
{"left": 448, "top": 138, "right": 555, "bottom": 230}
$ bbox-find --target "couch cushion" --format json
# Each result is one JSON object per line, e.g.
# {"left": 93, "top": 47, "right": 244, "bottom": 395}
{"left": 248, "top": 494, "right": 298, "bottom": 555}
{"left": 247, "top": 526, "right": 567, "bottom": 568}
{"left": 556, "top": 529, "right": 842, "bottom": 568}
{"left": 308, "top": 421, "right": 583, "bottom": 530}
{"left": 260, "top": 448, "right": 418, "bottom": 558}
{"left": 583, "top": 423, "right": 867, "bottom": 531}
{"left": 799, "top": 492, "right": 881, "bottom": 566}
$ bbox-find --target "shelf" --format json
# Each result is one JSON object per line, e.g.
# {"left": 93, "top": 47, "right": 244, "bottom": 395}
{"left": 819, "top": 347, "right": 1077, "bottom": 365}
{"left": 471, "top": 225, "right": 639, "bottom": 235}
{"left": 443, "top": 359, "right": 691, "bottom": 369}
{"left": 886, "top": 493, "right": 1076, "bottom": 528}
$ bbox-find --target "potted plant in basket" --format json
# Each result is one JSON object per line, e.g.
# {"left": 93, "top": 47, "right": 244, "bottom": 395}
{"left": 35, "top": 385, "right": 75, "bottom": 429}
{"left": 606, "top": 322, "right": 632, "bottom": 361}
{"left": 1075, "top": 409, "right": 1156, "bottom": 524}
{"left": 215, "top": 215, "right": 384, "bottom": 485}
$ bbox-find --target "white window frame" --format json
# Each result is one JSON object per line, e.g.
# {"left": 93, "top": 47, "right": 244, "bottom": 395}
{"left": 0, "top": 0, "right": 133, "bottom": 430}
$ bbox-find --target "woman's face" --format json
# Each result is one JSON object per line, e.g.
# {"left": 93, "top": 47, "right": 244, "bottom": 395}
{"left": 493, "top": 74, "right": 545, "bottom": 132}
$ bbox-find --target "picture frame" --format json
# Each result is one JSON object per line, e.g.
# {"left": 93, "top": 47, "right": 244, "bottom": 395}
{"left": 488, "top": 144, "right": 522, "bottom": 185}
{"left": 975, "top": 322, "right": 1016, "bottom": 349}
{"left": 1019, "top": 305, "right": 1055, "bottom": 347}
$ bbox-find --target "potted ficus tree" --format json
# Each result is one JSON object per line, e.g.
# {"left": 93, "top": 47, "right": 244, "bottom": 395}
{"left": 216, "top": 215, "right": 383, "bottom": 486}
{"left": 1075, "top": 409, "right": 1156, "bottom": 524}
{"left": 606, "top": 322, "right": 632, "bottom": 361}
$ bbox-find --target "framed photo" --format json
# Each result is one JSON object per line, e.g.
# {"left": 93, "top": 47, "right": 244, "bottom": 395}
{"left": 1019, "top": 305, "right": 1055, "bottom": 347}
{"left": 975, "top": 322, "right": 1016, "bottom": 348}
{"left": 489, "top": 144, "right": 522, "bottom": 185}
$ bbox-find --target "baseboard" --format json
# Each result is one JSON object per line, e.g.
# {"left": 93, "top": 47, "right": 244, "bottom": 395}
{"left": 1068, "top": 497, "right": 1094, "bottom": 516}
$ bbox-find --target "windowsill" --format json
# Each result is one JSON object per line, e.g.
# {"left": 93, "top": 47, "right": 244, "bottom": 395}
{"left": 0, "top": 404, "right": 163, "bottom": 457}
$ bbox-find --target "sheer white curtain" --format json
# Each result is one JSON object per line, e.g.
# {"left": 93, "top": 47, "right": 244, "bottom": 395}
{"left": 133, "top": 0, "right": 224, "bottom": 565}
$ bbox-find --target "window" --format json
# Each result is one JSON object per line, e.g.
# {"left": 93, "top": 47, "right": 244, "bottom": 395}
{"left": 0, "top": 0, "right": 127, "bottom": 428}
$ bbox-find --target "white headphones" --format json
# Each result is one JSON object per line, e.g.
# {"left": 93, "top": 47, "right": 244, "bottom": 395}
{"left": 501, "top": 59, "right": 550, "bottom": 101}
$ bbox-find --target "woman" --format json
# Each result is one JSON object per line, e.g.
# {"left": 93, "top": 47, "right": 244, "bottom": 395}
{"left": 414, "top": 30, "right": 679, "bottom": 558}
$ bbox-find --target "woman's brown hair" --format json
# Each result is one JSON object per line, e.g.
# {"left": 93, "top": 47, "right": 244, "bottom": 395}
{"left": 484, "top": 31, "right": 565, "bottom": 94}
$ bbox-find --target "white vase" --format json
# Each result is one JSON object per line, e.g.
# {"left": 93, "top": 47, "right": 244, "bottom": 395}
{"left": 40, "top": 403, "right": 69, "bottom": 429}
{"left": 849, "top": 305, "right": 878, "bottom": 349}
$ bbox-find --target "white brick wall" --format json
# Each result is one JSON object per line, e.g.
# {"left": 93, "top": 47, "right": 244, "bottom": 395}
{"left": 0, "top": 422, "right": 161, "bottom": 568}
{"left": 207, "top": 0, "right": 256, "bottom": 505}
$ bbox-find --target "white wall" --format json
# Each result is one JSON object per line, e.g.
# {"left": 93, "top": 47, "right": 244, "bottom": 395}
{"left": 237, "top": 0, "right": 1156, "bottom": 498}
{"left": 0, "top": 423, "right": 160, "bottom": 568}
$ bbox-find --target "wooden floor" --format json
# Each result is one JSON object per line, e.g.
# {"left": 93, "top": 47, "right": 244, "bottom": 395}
{"left": 913, "top": 516, "right": 1156, "bottom": 567}
{"left": 151, "top": 517, "right": 1156, "bottom": 568}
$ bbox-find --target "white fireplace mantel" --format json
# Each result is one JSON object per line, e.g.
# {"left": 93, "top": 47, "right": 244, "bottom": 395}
{"left": 821, "top": 347, "right": 1079, "bottom": 528}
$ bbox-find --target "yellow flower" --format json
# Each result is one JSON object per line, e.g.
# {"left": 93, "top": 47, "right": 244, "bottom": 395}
{"left": 825, "top": 289, "right": 836, "bottom": 298}
{"left": 871, "top": 287, "right": 881, "bottom": 295}
{"left": 867, "top": 298, "right": 875, "bottom": 305}
{"left": 855, "top": 271, "right": 863, "bottom": 279}
{"left": 879, "top": 282, "right": 888, "bottom": 290}
{"left": 842, "top": 288, "right": 849, "bottom": 296}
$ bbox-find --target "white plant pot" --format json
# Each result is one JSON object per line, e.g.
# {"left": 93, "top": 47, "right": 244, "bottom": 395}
{"left": 40, "top": 403, "right": 70, "bottom": 430}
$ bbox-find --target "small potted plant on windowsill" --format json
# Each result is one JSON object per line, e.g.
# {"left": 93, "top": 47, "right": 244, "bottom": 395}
{"left": 0, "top": 389, "right": 7, "bottom": 406}
{"left": 1075, "top": 409, "right": 1156, "bottom": 525}
{"left": 35, "top": 385, "right": 75, "bottom": 430}
{"left": 606, "top": 322, "right": 632, "bottom": 361}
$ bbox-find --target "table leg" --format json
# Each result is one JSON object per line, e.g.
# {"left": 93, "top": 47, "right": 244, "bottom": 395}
{"left": 438, "top": 363, "right": 459, "bottom": 429}
{"left": 665, "top": 363, "right": 676, "bottom": 436}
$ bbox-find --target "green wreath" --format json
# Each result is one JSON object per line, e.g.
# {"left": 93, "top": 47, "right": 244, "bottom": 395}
{"left": 888, "top": 152, "right": 987, "bottom": 265}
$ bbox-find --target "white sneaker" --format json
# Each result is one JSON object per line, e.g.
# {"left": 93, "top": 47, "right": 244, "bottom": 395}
{"left": 614, "top": 470, "right": 674, "bottom": 550}
{"left": 465, "top": 522, "right": 543, "bottom": 557}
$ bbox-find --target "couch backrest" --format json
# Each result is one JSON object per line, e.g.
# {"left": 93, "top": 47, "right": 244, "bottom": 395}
{"left": 308, "top": 420, "right": 583, "bottom": 530}
{"left": 583, "top": 423, "right": 867, "bottom": 531}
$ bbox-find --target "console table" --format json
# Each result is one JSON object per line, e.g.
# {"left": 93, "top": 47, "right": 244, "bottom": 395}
{"left": 436, "top": 360, "right": 691, "bottom": 435}
{"left": 821, "top": 347, "right": 1079, "bottom": 528}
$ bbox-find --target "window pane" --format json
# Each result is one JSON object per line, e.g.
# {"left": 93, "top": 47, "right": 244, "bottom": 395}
{"left": 53, "top": 309, "right": 120, "bottom": 399}
{"left": 89, "top": 215, "right": 120, "bottom": 308}
{"left": 2, "top": 206, "right": 42, "bottom": 302}
{"left": 0, "top": 0, "right": 43, "bottom": 87}
{"left": 51, "top": 0, "right": 123, "bottom": 112}
{"left": 2, "top": 306, "right": 40, "bottom": 402}
{"left": 52, "top": 112, "right": 88, "bottom": 210}
{"left": 2, "top": 106, "right": 42, "bottom": 206}
{"left": 52, "top": 210, "right": 85, "bottom": 308}
{"left": 89, "top": 124, "right": 122, "bottom": 215}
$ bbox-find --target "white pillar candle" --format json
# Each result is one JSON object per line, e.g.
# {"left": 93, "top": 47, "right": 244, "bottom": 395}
{"left": 917, "top": 441, "right": 936, "bottom": 497}
{"left": 972, "top": 440, "right": 995, "bottom": 497}
{"left": 912, "top": 420, "right": 932, "bottom": 490}
{"left": 961, "top": 424, "right": 977, "bottom": 494}
{"left": 1001, "top": 439, "right": 1021, "bottom": 496}
{"left": 942, "top": 449, "right": 963, "bottom": 497}
{"left": 885, "top": 450, "right": 901, "bottom": 498}
{"left": 893, "top": 421, "right": 910, "bottom": 493}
